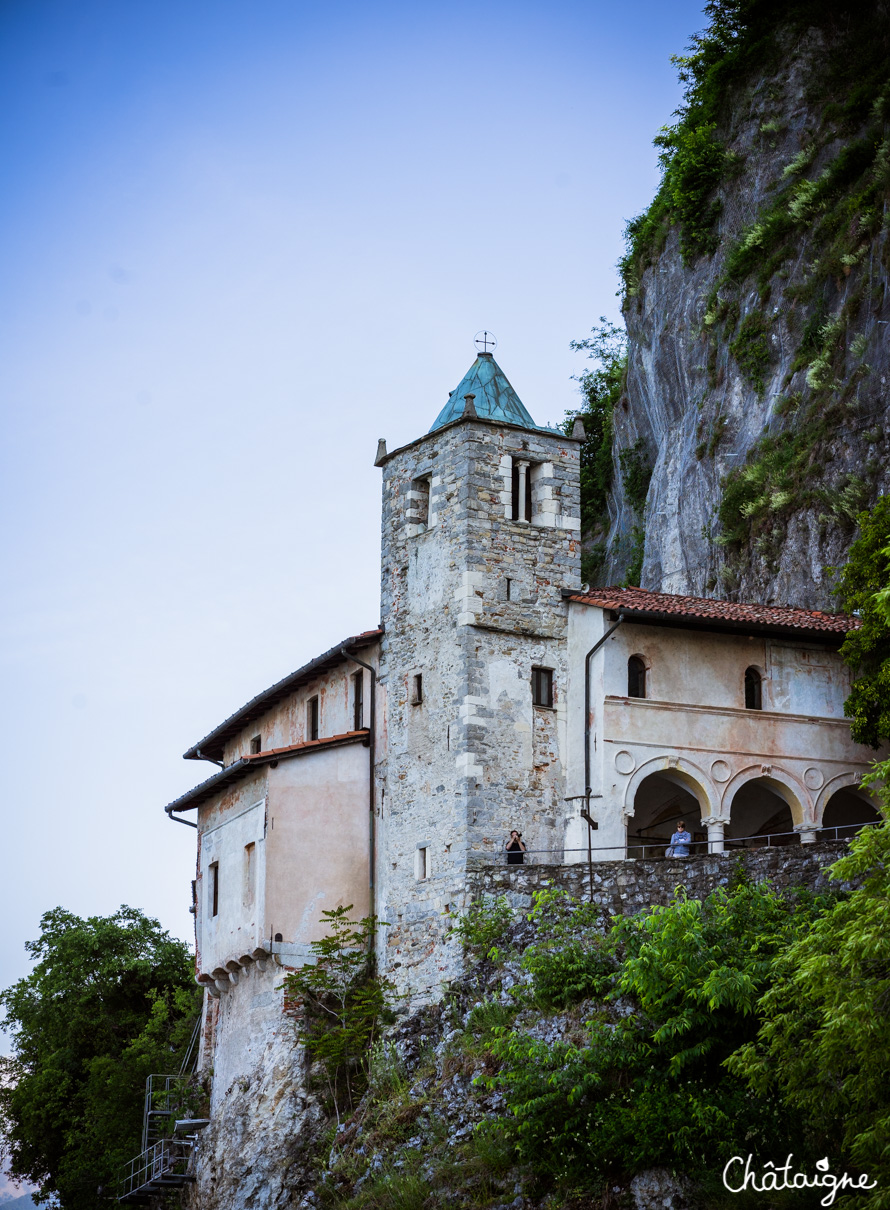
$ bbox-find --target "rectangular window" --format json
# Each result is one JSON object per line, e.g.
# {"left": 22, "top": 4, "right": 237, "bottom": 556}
{"left": 416, "top": 845, "right": 429, "bottom": 880}
{"left": 408, "top": 476, "right": 431, "bottom": 530}
{"left": 249, "top": 734, "right": 261, "bottom": 754}
{"left": 308, "top": 695, "right": 319, "bottom": 741}
{"left": 510, "top": 459, "right": 534, "bottom": 522}
{"left": 352, "top": 671, "right": 364, "bottom": 730}
{"left": 505, "top": 577, "right": 512, "bottom": 601}
{"left": 531, "top": 666, "right": 554, "bottom": 708}
{"left": 411, "top": 672, "right": 423, "bottom": 705}
{"left": 243, "top": 843, "right": 256, "bottom": 907}
{"left": 209, "top": 862, "right": 219, "bottom": 917}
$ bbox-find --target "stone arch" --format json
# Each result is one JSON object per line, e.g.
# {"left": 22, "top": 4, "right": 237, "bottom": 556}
{"left": 623, "top": 756, "right": 716, "bottom": 858}
{"left": 815, "top": 770, "right": 882, "bottom": 836}
{"left": 623, "top": 754, "right": 716, "bottom": 817}
{"left": 723, "top": 765, "right": 808, "bottom": 842}
{"left": 813, "top": 770, "right": 881, "bottom": 822}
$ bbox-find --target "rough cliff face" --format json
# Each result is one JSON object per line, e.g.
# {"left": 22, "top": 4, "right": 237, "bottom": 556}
{"left": 604, "top": 4, "right": 890, "bottom": 609}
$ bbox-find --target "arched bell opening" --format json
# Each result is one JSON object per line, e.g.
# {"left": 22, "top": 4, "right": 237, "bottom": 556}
{"left": 820, "top": 787, "right": 882, "bottom": 840}
{"left": 726, "top": 777, "right": 799, "bottom": 847}
{"left": 626, "top": 771, "right": 705, "bottom": 859}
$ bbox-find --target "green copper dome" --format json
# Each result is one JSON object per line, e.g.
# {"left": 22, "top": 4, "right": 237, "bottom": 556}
{"left": 429, "top": 352, "right": 538, "bottom": 432}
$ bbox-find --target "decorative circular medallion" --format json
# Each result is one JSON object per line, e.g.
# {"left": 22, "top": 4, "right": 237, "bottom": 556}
{"left": 711, "top": 759, "right": 731, "bottom": 783}
{"left": 614, "top": 750, "right": 635, "bottom": 775}
{"left": 804, "top": 767, "right": 824, "bottom": 790}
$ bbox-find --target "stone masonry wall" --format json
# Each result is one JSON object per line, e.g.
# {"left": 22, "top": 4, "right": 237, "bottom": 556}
{"left": 467, "top": 839, "right": 857, "bottom": 915}
{"left": 185, "top": 961, "right": 321, "bottom": 1210}
{"left": 376, "top": 415, "right": 581, "bottom": 1006}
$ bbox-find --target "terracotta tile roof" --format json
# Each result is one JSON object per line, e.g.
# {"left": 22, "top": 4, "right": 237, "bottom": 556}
{"left": 564, "top": 586, "right": 859, "bottom": 637}
{"left": 184, "top": 627, "right": 382, "bottom": 763}
{"left": 167, "top": 730, "right": 370, "bottom": 813}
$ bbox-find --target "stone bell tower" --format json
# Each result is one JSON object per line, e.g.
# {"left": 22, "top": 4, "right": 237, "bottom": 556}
{"left": 373, "top": 345, "right": 583, "bottom": 1002}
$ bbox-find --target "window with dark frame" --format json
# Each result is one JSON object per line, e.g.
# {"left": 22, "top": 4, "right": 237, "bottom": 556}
{"left": 352, "top": 671, "right": 364, "bottom": 730}
{"left": 308, "top": 695, "right": 319, "bottom": 741}
{"left": 249, "top": 734, "right": 261, "bottom": 754}
{"left": 627, "top": 656, "right": 647, "bottom": 699}
{"left": 531, "top": 666, "right": 554, "bottom": 708}
{"left": 210, "top": 862, "right": 219, "bottom": 917}
{"left": 745, "top": 666, "right": 763, "bottom": 710}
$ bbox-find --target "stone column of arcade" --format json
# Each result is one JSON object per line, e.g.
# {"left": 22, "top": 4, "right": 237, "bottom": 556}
{"left": 701, "top": 816, "right": 727, "bottom": 854}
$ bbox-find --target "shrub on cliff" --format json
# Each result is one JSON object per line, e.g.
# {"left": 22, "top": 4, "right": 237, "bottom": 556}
{"left": 485, "top": 882, "right": 828, "bottom": 1188}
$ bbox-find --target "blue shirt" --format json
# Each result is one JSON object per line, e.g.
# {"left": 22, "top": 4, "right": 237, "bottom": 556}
{"left": 669, "top": 829, "right": 692, "bottom": 856}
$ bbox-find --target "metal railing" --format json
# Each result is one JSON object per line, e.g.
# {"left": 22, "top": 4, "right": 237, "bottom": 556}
{"left": 117, "top": 1136, "right": 196, "bottom": 1201}
{"left": 484, "top": 820, "right": 880, "bottom": 864}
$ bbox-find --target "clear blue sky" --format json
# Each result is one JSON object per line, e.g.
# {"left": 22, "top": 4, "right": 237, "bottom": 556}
{"left": 0, "top": 0, "right": 705, "bottom": 1003}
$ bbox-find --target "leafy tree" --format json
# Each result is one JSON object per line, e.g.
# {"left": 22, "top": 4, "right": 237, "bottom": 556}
{"left": 836, "top": 496, "right": 890, "bottom": 747}
{"left": 0, "top": 906, "right": 200, "bottom": 1209}
{"left": 727, "top": 810, "right": 890, "bottom": 1207}
{"left": 486, "top": 882, "right": 825, "bottom": 1187}
{"left": 562, "top": 318, "right": 627, "bottom": 582}
{"left": 282, "top": 906, "right": 394, "bottom": 1124}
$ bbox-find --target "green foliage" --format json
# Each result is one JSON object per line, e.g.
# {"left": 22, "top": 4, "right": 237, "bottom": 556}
{"left": 283, "top": 906, "right": 394, "bottom": 1122}
{"left": 728, "top": 811, "right": 890, "bottom": 1208}
{"left": 729, "top": 311, "right": 772, "bottom": 393}
{"left": 446, "top": 895, "right": 514, "bottom": 961}
{"left": 486, "top": 882, "right": 826, "bottom": 1188}
{"left": 835, "top": 497, "right": 890, "bottom": 747}
{"left": 519, "top": 887, "right": 613, "bottom": 1010}
{"left": 619, "top": 438, "right": 653, "bottom": 514}
{"left": 563, "top": 319, "right": 627, "bottom": 582}
{"left": 0, "top": 906, "right": 200, "bottom": 1210}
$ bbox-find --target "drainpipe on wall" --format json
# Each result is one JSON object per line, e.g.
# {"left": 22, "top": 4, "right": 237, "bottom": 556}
{"left": 166, "top": 805, "right": 198, "bottom": 829}
{"left": 340, "top": 647, "right": 379, "bottom": 939}
{"left": 583, "top": 613, "right": 625, "bottom": 819}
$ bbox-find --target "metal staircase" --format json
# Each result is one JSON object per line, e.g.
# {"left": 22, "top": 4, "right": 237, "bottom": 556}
{"left": 117, "top": 1020, "right": 208, "bottom": 1201}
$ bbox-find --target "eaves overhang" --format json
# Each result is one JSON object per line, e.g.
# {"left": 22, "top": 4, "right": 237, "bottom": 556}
{"left": 377, "top": 414, "right": 579, "bottom": 468}
{"left": 183, "top": 628, "right": 382, "bottom": 763}
{"left": 167, "top": 730, "right": 371, "bottom": 813}
{"left": 563, "top": 588, "right": 858, "bottom": 647}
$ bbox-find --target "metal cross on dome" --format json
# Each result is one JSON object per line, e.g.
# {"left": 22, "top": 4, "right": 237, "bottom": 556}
{"left": 474, "top": 330, "right": 497, "bottom": 353}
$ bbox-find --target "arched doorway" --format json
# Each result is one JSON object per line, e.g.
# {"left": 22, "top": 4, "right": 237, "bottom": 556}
{"left": 727, "top": 777, "right": 797, "bottom": 847}
{"left": 627, "top": 772, "right": 704, "bottom": 858}
{"left": 821, "top": 787, "right": 881, "bottom": 839}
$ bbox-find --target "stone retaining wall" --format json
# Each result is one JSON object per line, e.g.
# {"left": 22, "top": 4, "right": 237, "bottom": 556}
{"left": 467, "top": 840, "right": 856, "bottom": 915}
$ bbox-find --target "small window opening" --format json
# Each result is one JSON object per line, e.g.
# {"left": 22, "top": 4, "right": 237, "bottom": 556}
{"left": 628, "top": 656, "right": 647, "bottom": 699}
{"left": 408, "top": 477, "right": 430, "bottom": 529}
{"left": 209, "top": 863, "right": 219, "bottom": 917}
{"left": 416, "top": 846, "right": 428, "bottom": 880}
{"left": 352, "top": 671, "right": 364, "bottom": 730}
{"left": 307, "top": 695, "right": 319, "bottom": 741}
{"left": 411, "top": 673, "right": 423, "bottom": 705}
{"left": 243, "top": 842, "right": 256, "bottom": 907}
{"left": 745, "top": 667, "right": 763, "bottom": 710}
{"left": 531, "top": 666, "right": 554, "bottom": 708}
{"left": 505, "top": 577, "right": 512, "bottom": 601}
{"left": 510, "top": 459, "right": 533, "bottom": 522}
{"left": 274, "top": 932, "right": 283, "bottom": 942}
{"left": 249, "top": 734, "right": 261, "bottom": 754}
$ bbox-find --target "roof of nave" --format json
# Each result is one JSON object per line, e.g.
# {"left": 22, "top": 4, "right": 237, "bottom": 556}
{"left": 168, "top": 731, "right": 370, "bottom": 813}
{"left": 429, "top": 352, "right": 541, "bottom": 432}
{"left": 183, "top": 628, "right": 382, "bottom": 763}
{"left": 564, "top": 586, "right": 860, "bottom": 641}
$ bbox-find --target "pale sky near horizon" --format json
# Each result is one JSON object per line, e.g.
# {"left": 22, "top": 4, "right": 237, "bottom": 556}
{"left": 0, "top": 0, "right": 706, "bottom": 1017}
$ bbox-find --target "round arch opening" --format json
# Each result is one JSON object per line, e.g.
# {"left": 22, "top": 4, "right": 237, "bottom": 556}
{"left": 627, "top": 772, "right": 704, "bottom": 859}
{"left": 821, "top": 787, "right": 881, "bottom": 839}
{"left": 727, "top": 778, "right": 796, "bottom": 846}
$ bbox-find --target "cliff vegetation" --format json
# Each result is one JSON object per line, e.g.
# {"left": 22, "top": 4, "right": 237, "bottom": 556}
{"left": 586, "top": 0, "right": 890, "bottom": 606}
